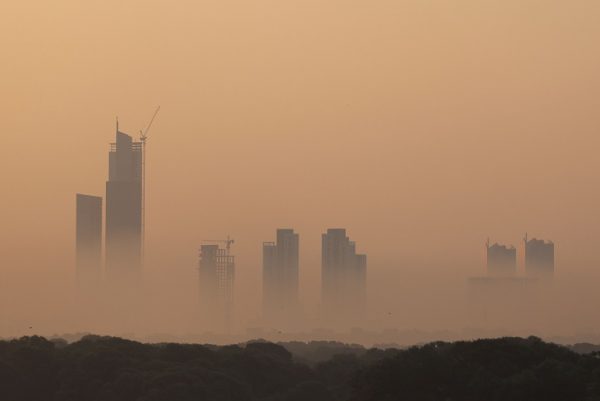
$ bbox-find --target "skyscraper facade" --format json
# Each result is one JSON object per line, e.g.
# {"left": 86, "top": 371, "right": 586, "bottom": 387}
{"left": 198, "top": 244, "right": 235, "bottom": 332}
{"left": 524, "top": 234, "right": 554, "bottom": 276}
{"left": 76, "top": 194, "right": 102, "bottom": 289}
{"left": 321, "top": 228, "right": 367, "bottom": 325}
{"left": 105, "top": 128, "right": 143, "bottom": 284}
{"left": 199, "top": 244, "right": 219, "bottom": 311}
{"left": 486, "top": 240, "right": 517, "bottom": 276}
{"left": 262, "top": 229, "right": 299, "bottom": 326}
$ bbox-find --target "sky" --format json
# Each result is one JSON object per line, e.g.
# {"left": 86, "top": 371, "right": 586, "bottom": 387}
{"left": 1, "top": 0, "right": 600, "bottom": 340}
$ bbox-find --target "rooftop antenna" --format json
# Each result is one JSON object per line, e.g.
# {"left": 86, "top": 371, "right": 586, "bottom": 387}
{"left": 139, "top": 106, "right": 160, "bottom": 264}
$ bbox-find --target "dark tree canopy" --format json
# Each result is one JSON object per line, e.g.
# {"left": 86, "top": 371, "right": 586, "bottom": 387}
{"left": 1, "top": 335, "right": 600, "bottom": 401}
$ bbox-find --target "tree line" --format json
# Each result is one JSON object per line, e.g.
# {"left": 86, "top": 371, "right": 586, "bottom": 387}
{"left": 1, "top": 335, "right": 600, "bottom": 400}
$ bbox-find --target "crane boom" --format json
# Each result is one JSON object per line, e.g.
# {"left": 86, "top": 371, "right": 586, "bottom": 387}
{"left": 202, "top": 237, "right": 235, "bottom": 255}
{"left": 141, "top": 106, "right": 160, "bottom": 141}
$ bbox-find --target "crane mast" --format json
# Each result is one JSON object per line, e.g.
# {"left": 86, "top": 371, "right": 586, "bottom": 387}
{"left": 140, "top": 106, "right": 160, "bottom": 265}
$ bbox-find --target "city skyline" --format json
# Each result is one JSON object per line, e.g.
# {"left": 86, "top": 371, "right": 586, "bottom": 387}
{"left": 3, "top": 2, "right": 600, "bottom": 398}
{"left": 9, "top": 114, "right": 587, "bottom": 340}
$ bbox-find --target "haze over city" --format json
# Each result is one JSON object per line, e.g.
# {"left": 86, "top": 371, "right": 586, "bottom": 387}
{"left": 2, "top": 0, "right": 600, "bottom": 345}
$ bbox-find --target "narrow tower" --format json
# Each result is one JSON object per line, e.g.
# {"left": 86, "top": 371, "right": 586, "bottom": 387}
{"left": 105, "top": 123, "right": 143, "bottom": 285}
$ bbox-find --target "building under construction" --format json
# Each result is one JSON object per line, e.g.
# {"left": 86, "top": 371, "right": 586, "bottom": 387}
{"left": 75, "top": 111, "right": 158, "bottom": 298}
{"left": 105, "top": 126, "right": 143, "bottom": 285}
{"left": 199, "top": 239, "right": 235, "bottom": 333}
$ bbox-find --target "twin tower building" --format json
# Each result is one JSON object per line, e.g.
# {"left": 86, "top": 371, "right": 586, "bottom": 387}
{"left": 75, "top": 126, "right": 143, "bottom": 292}
{"left": 486, "top": 234, "right": 555, "bottom": 277}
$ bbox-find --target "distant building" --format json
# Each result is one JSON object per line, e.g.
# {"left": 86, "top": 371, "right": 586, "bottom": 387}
{"left": 199, "top": 245, "right": 219, "bottom": 311}
{"left": 467, "top": 235, "right": 551, "bottom": 330}
{"left": 524, "top": 233, "right": 554, "bottom": 276}
{"left": 321, "top": 228, "right": 367, "bottom": 324}
{"left": 262, "top": 229, "right": 299, "bottom": 326}
{"left": 76, "top": 194, "right": 102, "bottom": 289}
{"left": 105, "top": 126, "right": 143, "bottom": 284}
{"left": 199, "top": 243, "right": 235, "bottom": 332}
{"left": 486, "top": 240, "right": 516, "bottom": 276}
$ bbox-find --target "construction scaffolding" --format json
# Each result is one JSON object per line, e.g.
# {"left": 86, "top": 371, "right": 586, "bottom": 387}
{"left": 199, "top": 238, "right": 235, "bottom": 333}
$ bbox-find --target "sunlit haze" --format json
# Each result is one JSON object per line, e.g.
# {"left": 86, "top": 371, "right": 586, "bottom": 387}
{"left": 1, "top": 0, "right": 600, "bottom": 344}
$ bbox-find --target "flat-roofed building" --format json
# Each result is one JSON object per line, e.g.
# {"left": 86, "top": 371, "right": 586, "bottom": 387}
{"left": 486, "top": 240, "right": 517, "bottom": 276}
{"left": 262, "top": 229, "right": 299, "bottom": 327}
{"left": 524, "top": 233, "right": 554, "bottom": 277}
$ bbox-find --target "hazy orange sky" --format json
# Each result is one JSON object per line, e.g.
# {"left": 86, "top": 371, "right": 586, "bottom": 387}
{"left": 1, "top": 0, "right": 600, "bottom": 338}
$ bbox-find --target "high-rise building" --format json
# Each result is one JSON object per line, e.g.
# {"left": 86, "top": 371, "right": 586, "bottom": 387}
{"left": 524, "top": 233, "right": 554, "bottom": 276}
{"left": 262, "top": 229, "right": 299, "bottom": 326}
{"left": 198, "top": 243, "right": 235, "bottom": 332}
{"left": 199, "top": 244, "right": 218, "bottom": 310}
{"left": 486, "top": 240, "right": 516, "bottom": 276}
{"left": 76, "top": 194, "right": 102, "bottom": 289}
{"left": 105, "top": 126, "right": 143, "bottom": 284}
{"left": 321, "top": 228, "right": 367, "bottom": 324}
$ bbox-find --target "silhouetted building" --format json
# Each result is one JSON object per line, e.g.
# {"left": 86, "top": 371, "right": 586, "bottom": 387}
{"left": 524, "top": 233, "right": 554, "bottom": 276}
{"left": 486, "top": 240, "right": 516, "bottom": 276}
{"left": 199, "top": 243, "right": 235, "bottom": 333}
{"left": 105, "top": 125, "right": 143, "bottom": 284}
{"left": 321, "top": 229, "right": 367, "bottom": 325}
{"left": 262, "top": 229, "right": 299, "bottom": 326}
{"left": 76, "top": 194, "right": 102, "bottom": 289}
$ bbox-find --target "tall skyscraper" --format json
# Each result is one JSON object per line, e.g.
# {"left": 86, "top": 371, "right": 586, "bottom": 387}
{"left": 76, "top": 194, "right": 102, "bottom": 289}
{"left": 198, "top": 243, "right": 235, "bottom": 333}
{"left": 524, "top": 233, "right": 554, "bottom": 276}
{"left": 486, "top": 240, "right": 517, "bottom": 276}
{"left": 105, "top": 126, "right": 143, "bottom": 285}
{"left": 321, "top": 228, "right": 367, "bottom": 325}
{"left": 262, "top": 229, "right": 299, "bottom": 326}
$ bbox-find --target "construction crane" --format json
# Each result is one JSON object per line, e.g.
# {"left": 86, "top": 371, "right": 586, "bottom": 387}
{"left": 202, "top": 236, "right": 235, "bottom": 256}
{"left": 201, "top": 236, "right": 235, "bottom": 335}
{"left": 139, "top": 106, "right": 160, "bottom": 262}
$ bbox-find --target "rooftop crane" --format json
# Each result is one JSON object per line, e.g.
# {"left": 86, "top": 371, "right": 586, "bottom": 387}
{"left": 202, "top": 236, "right": 235, "bottom": 256}
{"left": 140, "top": 106, "right": 161, "bottom": 144}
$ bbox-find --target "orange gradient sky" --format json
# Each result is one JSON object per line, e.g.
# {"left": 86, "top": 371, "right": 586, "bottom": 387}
{"left": 1, "top": 0, "right": 600, "bottom": 338}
